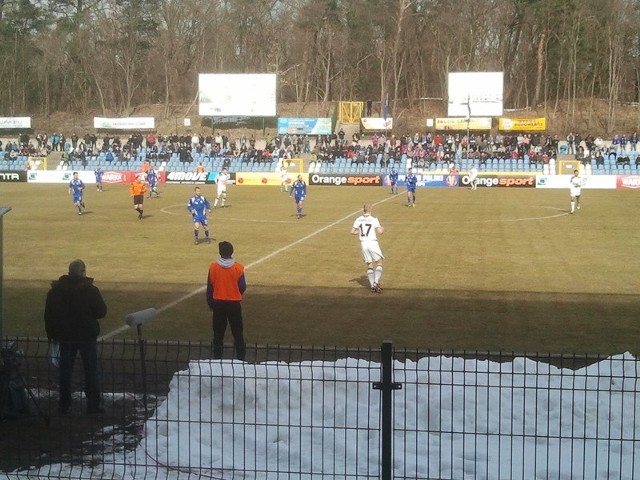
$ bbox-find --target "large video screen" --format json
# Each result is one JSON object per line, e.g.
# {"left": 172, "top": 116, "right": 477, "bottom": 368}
{"left": 199, "top": 73, "right": 277, "bottom": 117}
{"left": 447, "top": 72, "right": 503, "bottom": 117}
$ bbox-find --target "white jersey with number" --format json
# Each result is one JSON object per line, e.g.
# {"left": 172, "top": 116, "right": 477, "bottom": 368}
{"left": 217, "top": 171, "right": 230, "bottom": 195}
{"left": 352, "top": 214, "right": 384, "bottom": 263}
{"left": 569, "top": 174, "right": 585, "bottom": 196}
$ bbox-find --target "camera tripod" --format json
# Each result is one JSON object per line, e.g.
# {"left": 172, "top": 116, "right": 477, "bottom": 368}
{"left": 0, "top": 342, "right": 50, "bottom": 426}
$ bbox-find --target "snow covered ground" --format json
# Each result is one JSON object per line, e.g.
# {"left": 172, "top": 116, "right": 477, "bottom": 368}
{"left": 3, "top": 352, "right": 639, "bottom": 479}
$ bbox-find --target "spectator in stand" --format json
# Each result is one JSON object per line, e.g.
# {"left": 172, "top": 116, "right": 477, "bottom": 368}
{"left": 612, "top": 134, "right": 621, "bottom": 152}
{"left": 616, "top": 155, "right": 630, "bottom": 167}
{"left": 52, "top": 133, "right": 60, "bottom": 152}
{"left": 567, "top": 132, "right": 576, "bottom": 155}
{"left": 594, "top": 149, "right": 605, "bottom": 167}
{"left": 620, "top": 134, "right": 628, "bottom": 152}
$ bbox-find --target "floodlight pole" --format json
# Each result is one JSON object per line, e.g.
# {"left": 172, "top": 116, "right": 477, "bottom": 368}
{"left": 0, "top": 207, "right": 12, "bottom": 341}
{"left": 466, "top": 94, "right": 471, "bottom": 161}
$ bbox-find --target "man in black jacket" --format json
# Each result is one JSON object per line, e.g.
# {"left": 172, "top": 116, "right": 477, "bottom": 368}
{"left": 44, "top": 259, "right": 107, "bottom": 414}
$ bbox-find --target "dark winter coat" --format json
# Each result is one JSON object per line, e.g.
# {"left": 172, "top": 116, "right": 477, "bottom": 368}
{"left": 44, "top": 275, "right": 107, "bottom": 342}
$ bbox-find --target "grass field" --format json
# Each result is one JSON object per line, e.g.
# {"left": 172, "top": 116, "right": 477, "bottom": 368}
{"left": 2, "top": 181, "right": 640, "bottom": 354}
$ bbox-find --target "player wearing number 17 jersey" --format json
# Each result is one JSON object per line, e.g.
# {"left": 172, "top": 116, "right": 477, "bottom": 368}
{"left": 351, "top": 203, "right": 385, "bottom": 293}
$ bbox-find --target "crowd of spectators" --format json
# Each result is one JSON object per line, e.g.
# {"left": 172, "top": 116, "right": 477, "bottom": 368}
{"left": 310, "top": 131, "right": 563, "bottom": 169}
{"left": 567, "top": 132, "right": 640, "bottom": 167}
{"left": 2, "top": 129, "right": 640, "bottom": 169}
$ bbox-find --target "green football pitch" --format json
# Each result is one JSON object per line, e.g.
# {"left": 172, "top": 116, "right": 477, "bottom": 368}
{"left": 2, "top": 182, "right": 639, "bottom": 354}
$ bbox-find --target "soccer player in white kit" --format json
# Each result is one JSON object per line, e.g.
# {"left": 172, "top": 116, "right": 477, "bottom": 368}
{"left": 279, "top": 165, "right": 289, "bottom": 192}
{"left": 351, "top": 203, "right": 385, "bottom": 293}
{"left": 214, "top": 167, "right": 230, "bottom": 208}
{"left": 569, "top": 169, "right": 585, "bottom": 214}
{"left": 469, "top": 166, "right": 478, "bottom": 190}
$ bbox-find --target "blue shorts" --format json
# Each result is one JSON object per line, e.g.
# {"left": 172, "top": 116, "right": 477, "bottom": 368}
{"left": 193, "top": 215, "right": 208, "bottom": 226}
{"left": 294, "top": 196, "right": 305, "bottom": 203}
{"left": 72, "top": 193, "right": 83, "bottom": 203}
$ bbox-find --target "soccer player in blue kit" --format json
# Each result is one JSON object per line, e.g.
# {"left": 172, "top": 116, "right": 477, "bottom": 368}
{"left": 146, "top": 168, "right": 159, "bottom": 198}
{"left": 188, "top": 186, "right": 212, "bottom": 245}
{"left": 69, "top": 171, "right": 86, "bottom": 215}
{"left": 94, "top": 167, "right": 103, "bottom": 192}
{"left": 389, "top": 168, "right": 399, "bottom": 194}
{"left": 290, "top": 174, "right": 307, "bottom": 219}
{"left": 405, "top": 168, "right": 417, "bottom": 207}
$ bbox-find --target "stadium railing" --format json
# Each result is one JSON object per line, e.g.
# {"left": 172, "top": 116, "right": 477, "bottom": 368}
{"left": 0, "top": 337, "right": 637, "bottom": 479}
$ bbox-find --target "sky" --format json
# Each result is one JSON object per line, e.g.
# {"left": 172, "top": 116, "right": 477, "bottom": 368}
{"left": 2, "top": 352, "right": 639, "bottom": 480}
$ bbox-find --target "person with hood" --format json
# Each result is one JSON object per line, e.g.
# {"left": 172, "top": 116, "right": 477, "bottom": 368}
{"left": 44, "top": 259, "right": 107, "bottom": 414}
{"left": 206, "top": 241, "right": 247, "bottom": 360}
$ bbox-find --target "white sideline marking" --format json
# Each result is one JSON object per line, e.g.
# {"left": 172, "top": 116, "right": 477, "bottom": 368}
{"left": 100, "top": 196, "right": 394, "bottom": 340}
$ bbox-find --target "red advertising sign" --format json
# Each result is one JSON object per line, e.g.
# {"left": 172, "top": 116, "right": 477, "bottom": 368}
{"left": 617, "top": 175, "right": 640, "bottom": 189}
{"left": 100, "top": 171, "right": 166, "bottom": 184}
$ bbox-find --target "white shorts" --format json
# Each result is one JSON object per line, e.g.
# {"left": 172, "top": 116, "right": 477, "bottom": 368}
{"left": 360, "top": 241, "right": 384, "bottom": 264}
{"left": 570, "top": 187, "right": 581, "bottom": 197}
{"left": 217, "top": 186, "right": 227, "bottom": 196}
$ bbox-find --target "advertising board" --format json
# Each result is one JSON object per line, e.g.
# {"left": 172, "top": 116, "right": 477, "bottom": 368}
{"left": 0, "top": 117, "right": 31, "bottom": 129}
{"left": 447, "top": 72, "right": 504, "bottom": 117}
{"left": 0, "top": 171, "right": 27, "bottom": 182}
{"left": 536, "top": 175, "right": 616, "bottom": 189}
{"left": 361, "top": 118, "right": 394, "bottom": 131}
{"left": 390, "top": 173, "right": 459, "bottom": 188}
{"left": 499, "top": 118, "right": 546, "bottom": 131}
{"left": 277, "top": 118, "right": 332, "bottom": 135}
{"left": 617, "top": 175, "right": 640, "bottom": 189}
{"left": 309, "top": 174, "right": 382, "bottom": 186}
{"left": 459, "top": 174, "right": 536, "bottom": 188}
{"left": 235, "top": 172, "right": 297, "bottom": 186}
{"left": 94, "top": 117, "right": 155, "bottom": 129}
{"left": 435, "top": 117, "right": 492, "bottom": 131}
{"left": 199, "top": 73, "right": 277, "bottom": 117}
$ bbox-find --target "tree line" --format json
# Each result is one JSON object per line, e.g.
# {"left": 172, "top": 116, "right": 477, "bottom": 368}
{"left": 0, "top": 0, "right": 639, "bottom": 132}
